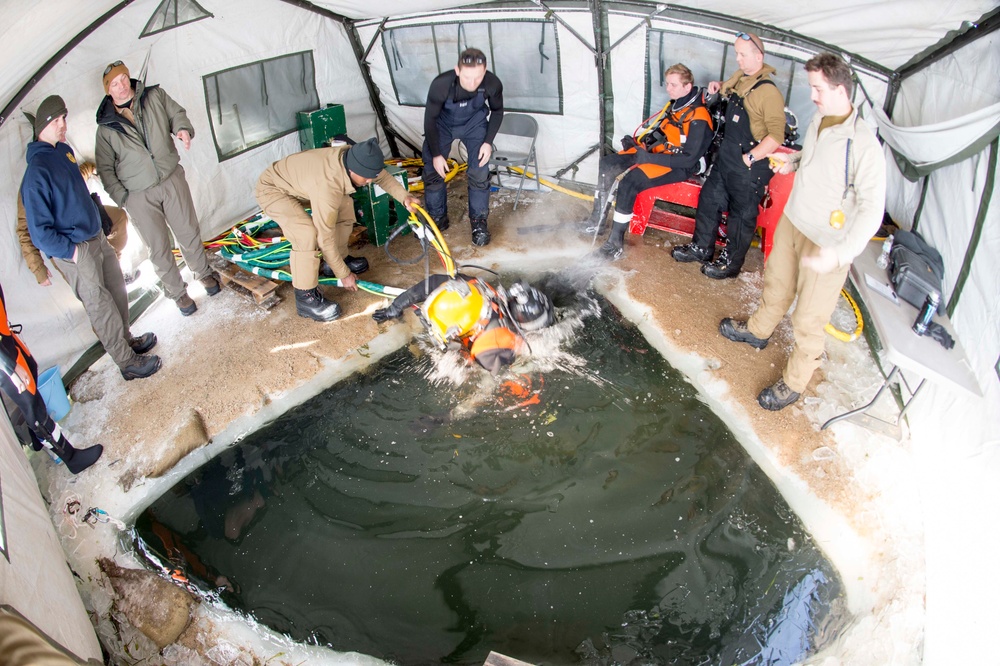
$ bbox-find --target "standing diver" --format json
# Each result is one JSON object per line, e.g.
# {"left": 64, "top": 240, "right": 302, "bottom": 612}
{"left": 372, "top": 274, "right": 554, "bottom": 374}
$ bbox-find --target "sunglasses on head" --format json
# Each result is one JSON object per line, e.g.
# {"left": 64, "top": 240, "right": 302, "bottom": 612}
{"left": 104, "top": 60, "right": 124, "bottom": 75}
{"left": 735, "top": 32, "right": 763, "bottom": 53}
{"left": 459, "top": 54, "right": 487, "bottom": 66}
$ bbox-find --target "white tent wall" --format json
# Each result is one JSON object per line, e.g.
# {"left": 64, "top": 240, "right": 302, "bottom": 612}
{"left": 0, "top": 419, "right": 103, "bottom": 662}
{"left": 0, "top": 0, "right": 374, "bottom": 374}
{"left": 882, "top": 29, "right": 1000, "bottom": 665}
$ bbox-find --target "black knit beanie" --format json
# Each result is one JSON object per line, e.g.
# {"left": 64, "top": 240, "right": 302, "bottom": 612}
{"left": 345, "top": 138, "right": 384, "bottom": 179}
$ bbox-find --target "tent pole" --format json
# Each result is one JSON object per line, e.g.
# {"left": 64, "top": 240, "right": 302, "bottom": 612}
{"left": 0, "top": 1, "right": 135, "bottom": 128}
{"left": 556, "top": 144, "right": 601, "bottom": 179}
{"left": 590, "top": 0, "right": 613, "bottom": 155}
{"left": 895, "top": 7, "right": 1000, "bottom": 82}
{"left": 277, "top": 0, "right": 406, "bottom": 156}
{"left": 946, "top": 138, "right": 997, "bottom": 318}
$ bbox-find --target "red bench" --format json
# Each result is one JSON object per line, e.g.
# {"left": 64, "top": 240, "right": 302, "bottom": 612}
{"left": 628, "top": 146, "right": 796, "bottom": 262}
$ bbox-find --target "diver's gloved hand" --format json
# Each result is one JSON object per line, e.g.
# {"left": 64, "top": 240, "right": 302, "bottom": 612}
{"left": 621, "top": 135, "right": 638, "bottom": 150}
{"left": 372, "top": 306, "right": 402, "bottom": 323}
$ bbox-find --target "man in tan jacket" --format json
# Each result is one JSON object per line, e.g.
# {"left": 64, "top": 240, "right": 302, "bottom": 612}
{"left": 255, "top": 138, "right": 418, "bottom": 321}
{"left": 718, "top": 53, "right": 886, "bottom": 410}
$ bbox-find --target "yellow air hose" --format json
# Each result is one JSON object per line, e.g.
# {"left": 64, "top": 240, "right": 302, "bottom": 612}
{"left": 825, "top": 289, "right": 864, "bottom": 342}
{"left": 385, "top": 157, "right": 465, "bottom": 193}
{"left": 408, "top": 203, "right": 457, "bottom": 278}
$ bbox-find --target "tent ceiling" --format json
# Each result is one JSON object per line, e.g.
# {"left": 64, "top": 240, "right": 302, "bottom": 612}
{"left": 0, "top": 0, "right": 996, "bottom": 120}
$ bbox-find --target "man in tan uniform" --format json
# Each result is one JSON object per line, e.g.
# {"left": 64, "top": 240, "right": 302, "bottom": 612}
{"left": 718, "top": 53, "right": 886, "bottom": 410}
{"left": 255, "top": 138, "right": 418, "bottom": 321}
{"left": 671, "top": 32, "right": 787, "bottom": 279}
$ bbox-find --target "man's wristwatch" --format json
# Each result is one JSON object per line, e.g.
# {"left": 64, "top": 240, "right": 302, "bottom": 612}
{"left": 746, "top": 153, "right": 755, "bottom": 166}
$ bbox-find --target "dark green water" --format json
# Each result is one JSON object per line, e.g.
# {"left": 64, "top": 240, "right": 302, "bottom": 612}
{"left": 136, "top": 294, "right": 844, "bottom": 665}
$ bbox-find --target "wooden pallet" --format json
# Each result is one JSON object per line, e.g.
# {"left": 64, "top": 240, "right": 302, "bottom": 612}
{"left": 208, "top": 253, "right": 282, "bottom": 308}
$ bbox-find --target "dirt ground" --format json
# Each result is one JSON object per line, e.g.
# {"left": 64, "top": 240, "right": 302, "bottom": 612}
{"left": 42, "top": 174, "right": 922, "bottom": 665}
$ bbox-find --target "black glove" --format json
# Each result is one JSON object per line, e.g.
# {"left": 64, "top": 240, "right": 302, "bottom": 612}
{"left": 91, "top": 193, "right": 114, "bottom": 236}
{"left": 372, "top": 306, "right": 401, "bottom": 323}
{"left": 925, "top": 322, "right": 955, "bottom": 350}
{"left": 633, "top": 148, "right": 655, "bottom": 164}
{"left": 621, "top": 135, "right": 638, "bottom": 150}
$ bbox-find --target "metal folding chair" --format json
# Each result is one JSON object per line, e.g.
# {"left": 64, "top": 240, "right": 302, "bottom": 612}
{"left": 488, "top": 113, "right": 540, "bottom": 210}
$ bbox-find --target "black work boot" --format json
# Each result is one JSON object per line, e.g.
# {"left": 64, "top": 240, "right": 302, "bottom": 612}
{"left": 121, "top": 354, "right": 162, "bottom": 381}
{"left": 434, "top": 214, "right": 450, "bottom": 232}
{"left": 345, "top": 255, "right": 369, "bottom": 274}
{"left": 53, "top": 437, "right": 104, "bottom": 474}
{"left": 702, "top": 248, "right": 741, "bottom": 279}
{"left": 757, "top": 379, "right": 801, "bottom": 411}
{"left": 671, "top": 242, "right": 713, "bottom": 263}
{"left": 129, "top": 332, "right": 157, "bottom": 354}
{"left": 471, "top": 218, "right": 491, "bottom": 247}
{"left": 175, "top": 293, "right": 197, "bottom": 316}
{"left": 321, "top": 258, "right": 368, "bottom": 277}
{"left": 295, "top": 287, "right": 341, "bottom": 322}
{"left": 719, "top": 318, "right": 769, "bottom": 349}
{"left": 201, "top": 273, "right": 222, "bottom": 296}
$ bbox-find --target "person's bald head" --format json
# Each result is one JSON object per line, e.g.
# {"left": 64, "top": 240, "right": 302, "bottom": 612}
{"left": 734, "top": 32, "right": 765, "bottom": 76}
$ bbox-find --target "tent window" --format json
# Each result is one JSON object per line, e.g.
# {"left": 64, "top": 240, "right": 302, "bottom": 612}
{"left": 140, "top": 0, "right": 213, "bottom": 38}
{"left": 203, "top": 51, "right": 319, "bottom": 161}
{"left": 647, "top": 31, "right": 816, "bottom": 139}
{"left": 384, "top": 20, "right": 561, "bottom": 114}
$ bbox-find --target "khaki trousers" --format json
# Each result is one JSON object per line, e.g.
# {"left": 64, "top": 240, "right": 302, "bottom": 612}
{"left": 53, "top": 235, "right": 137, "bottom": 369}
{"left": 747, "top": 214, "right": 849, "bottom": 393}
{"left": 125, "top": 165, "right": 211, "bottom": 300}
{"left": 104, "top": 204, "right": 128, "bottom": 258}
{"left": 255, "top": 174, "right": 355, "bottom": 289}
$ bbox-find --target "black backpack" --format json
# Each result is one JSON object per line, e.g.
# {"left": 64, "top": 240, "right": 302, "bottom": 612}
{"left": 889, "top": 229, "right": 945, "bottom": 313}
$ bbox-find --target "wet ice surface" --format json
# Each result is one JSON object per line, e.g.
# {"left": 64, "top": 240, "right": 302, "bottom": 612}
{"left": 136, "top": 289, "right": 846, "bottom": 666}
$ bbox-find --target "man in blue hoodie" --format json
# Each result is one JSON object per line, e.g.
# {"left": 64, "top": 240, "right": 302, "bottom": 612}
{"left": 20, "top": 95, "right": 161, "bottom": 381}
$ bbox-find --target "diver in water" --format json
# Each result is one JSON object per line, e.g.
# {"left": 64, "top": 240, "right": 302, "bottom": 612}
{"left": 372, "top": 274, "right": 555, "bottom": 373}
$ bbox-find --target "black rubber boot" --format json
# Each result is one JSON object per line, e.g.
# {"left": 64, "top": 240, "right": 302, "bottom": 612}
{"left": 579, "top": 198, "right": 608, "bottom": 235}
{"left": 295, "top": 287, "right": 341, "bottom": 322}
{"left": 597, "top": 221, "right": 628, "bottom": 261}
{"left": 701, "top": 248, "right": 742, "bottom": 279}
{"left": 471, "top": 218, "right": 491, "bottom": 247}
{"left": 53, "top": 437, "right": 104, "bottom": 475}
{"left": 434, "top": 214, "right": 450, "bottom": 232}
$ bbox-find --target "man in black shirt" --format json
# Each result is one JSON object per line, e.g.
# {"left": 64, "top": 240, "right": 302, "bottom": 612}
{"left": 422, "top": 48, "right": 504, "bottom": 246}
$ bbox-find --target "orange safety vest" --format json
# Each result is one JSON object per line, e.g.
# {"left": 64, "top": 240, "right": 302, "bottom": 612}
{"left": 0, "top": 289, "right": 37, "bottom": 395}
{"left": 623, "top": 100, "right": 713, "bottom": 178}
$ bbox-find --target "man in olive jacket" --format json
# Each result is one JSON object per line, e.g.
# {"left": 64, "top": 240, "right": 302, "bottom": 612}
{"left": 95, "top": 60, "right": 219, "bottom": 316}
{"left": 255, "top": 138, "right": 418, "bottom": 322}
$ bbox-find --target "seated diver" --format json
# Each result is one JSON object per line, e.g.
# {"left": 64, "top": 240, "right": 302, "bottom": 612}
{"left": 372, "top": 274, "right": 555, "bottom": 374}
{"left": 581, "top": 63, "right": 713, "bottom": 261}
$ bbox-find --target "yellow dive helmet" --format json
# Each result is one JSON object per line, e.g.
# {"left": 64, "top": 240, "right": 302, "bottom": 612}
{"left": 421, "top": 279, "right": 493, "bottom": 346}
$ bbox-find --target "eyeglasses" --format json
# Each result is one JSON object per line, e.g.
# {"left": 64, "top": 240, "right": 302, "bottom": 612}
{"left": 735, "top": 32, "right": 763, "bottom": 54}
{"left": 104, "top": 60, "right": 124, "bottom": 76}
{"left": 459, "top": 54, "right": 487, "bottom": 66}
